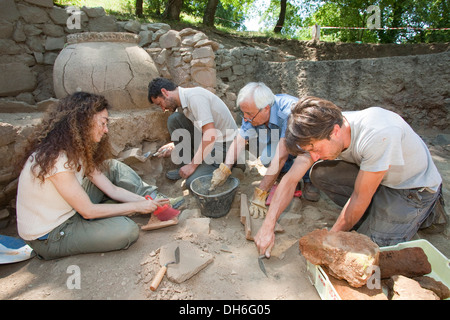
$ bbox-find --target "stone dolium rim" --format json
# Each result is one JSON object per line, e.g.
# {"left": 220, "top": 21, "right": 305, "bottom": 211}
{"left": 67, "top": 32, "right": 140, "bottom": 45}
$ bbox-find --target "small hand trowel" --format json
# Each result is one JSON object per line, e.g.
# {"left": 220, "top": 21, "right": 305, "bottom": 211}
{"left": 142, "top": 148, "right": 168, "bottom": 159}
{"left": 150, "top": 246, "right": 180, "bottom": 291}
{"left": 258, "top": 255, "right": 268, "bottom": 277}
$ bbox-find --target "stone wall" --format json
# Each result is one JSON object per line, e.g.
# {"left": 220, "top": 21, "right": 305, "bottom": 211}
{"left": 214, "top": 46, "right": 295, "bottom": 116}
{"left": 255, "top": 51, "right": 450, "bottom": 130}
{"left": 0, "top": 0, "right": 220, "bottom": 110}
{"left": 1, "top": 0, "right": 447, "bottom": 121}
{"left": 0, "top": 0, "right": 227, "bottom": 213}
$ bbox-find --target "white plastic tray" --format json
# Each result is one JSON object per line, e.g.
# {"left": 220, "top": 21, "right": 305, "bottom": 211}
{"left": 306, "top": 239, "right": 450, "bottom": 300}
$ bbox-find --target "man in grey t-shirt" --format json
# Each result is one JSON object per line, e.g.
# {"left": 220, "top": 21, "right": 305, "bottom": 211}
{"left": 148, "top": 77, "right": 238, "bottom": 188}
{"left": 255, "top": 96, "right": 446, "bottom": 256}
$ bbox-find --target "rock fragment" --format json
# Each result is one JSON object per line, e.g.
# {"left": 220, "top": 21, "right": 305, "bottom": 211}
{"left": 299, "top": 229, "right": 380, "bottom": 288}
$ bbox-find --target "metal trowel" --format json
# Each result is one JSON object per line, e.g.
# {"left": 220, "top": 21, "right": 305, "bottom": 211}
{"left": 142, "top": 148, "right": 168, "bottom": 159}
{"left": 150, "top": 246, "right": 180, "bottom": 291}
{"left": 258, "top": 255, "right": 268, "bottom": 277}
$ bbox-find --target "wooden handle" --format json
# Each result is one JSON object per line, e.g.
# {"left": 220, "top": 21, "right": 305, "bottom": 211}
{"left": 150, "top": 265, "right": 167, "bottom": 291}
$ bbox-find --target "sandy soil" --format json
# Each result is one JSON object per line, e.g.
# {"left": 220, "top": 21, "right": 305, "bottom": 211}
{"left": 0, "top": 131, "right": 448, "bottom": 301}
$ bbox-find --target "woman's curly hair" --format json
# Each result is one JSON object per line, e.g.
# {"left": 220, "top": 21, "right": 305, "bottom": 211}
{"left": 16, "top": 92, "right": 112, "bottom": 181}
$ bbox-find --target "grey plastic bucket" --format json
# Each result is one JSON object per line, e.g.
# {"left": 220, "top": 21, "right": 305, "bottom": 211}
{"left": 190, "top": 174, "right": 240, "bottom": 218}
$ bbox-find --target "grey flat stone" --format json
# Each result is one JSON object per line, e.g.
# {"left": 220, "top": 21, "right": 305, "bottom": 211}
{"left": 159, "top": 240, "right": 214, "bottom": 284}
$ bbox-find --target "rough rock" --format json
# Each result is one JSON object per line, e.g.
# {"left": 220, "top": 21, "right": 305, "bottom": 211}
{"left": 414, "top": 276, "right": 450, "bottom": 300}
{"left": 0, "top": 63, "right": 36, "bottom": 96}
{"left": 117, "top": 147, "right": 145, "bottom": 165}
{"left": 299, "top": 229, "right": 380, "bottom": 287}
{"left": 379, "top": 247, "right": 432, "bottom": 279}
{"left": 159, "top": 30, "right": 181, "bottom": 48}
{"left": 256, "top": 51, "right": 450, "bottom": 130}
{"left": 384, "top": 275, "right": 440, "bottom": 300}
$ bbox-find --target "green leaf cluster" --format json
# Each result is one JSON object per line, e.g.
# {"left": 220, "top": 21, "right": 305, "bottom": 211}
{"left": 54, "top": 0, "right": 449, "bottom": 43}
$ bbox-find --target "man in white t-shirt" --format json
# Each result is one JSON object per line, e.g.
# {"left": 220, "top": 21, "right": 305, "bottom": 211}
{"left": 148, "top": 78, "right": 239, "bottom": 188}
{"left": 255, "top": 96, "right": 446, "bottom": 256}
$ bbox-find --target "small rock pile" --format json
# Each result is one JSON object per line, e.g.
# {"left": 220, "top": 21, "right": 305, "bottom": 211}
{"left": 299, "top": 229, "right": 450, "bottom": 300}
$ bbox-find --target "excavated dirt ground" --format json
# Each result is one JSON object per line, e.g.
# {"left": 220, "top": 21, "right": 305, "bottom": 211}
{"left": 0, "top": 129, "right": 448, "bottom": 301}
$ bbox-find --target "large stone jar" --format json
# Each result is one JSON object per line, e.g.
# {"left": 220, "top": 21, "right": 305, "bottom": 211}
{"left": 53, "top": 32, "right": 159, "bottom": 110}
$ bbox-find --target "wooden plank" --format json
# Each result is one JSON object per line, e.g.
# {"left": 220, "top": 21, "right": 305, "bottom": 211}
{"left": 240, "top": 193, "right": 284, "bottom": 241}
{"left": 141, "top": 215, "right": 178, "bottom": 231}
{"left": 240, "top": 193, "right": 252, "bottom": 240}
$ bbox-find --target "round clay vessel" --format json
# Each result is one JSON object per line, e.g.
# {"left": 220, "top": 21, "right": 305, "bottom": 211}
{"left": 53, "top": 32, "right": 159, "bottom": 110}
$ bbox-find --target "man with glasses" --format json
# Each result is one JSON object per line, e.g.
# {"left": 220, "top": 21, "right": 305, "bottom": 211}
{"left": 210, "top": 82, "right": 320, "bottom": 219}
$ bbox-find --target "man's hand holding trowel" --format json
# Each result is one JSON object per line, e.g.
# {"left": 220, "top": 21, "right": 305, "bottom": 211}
{"left": 155, "top": 142, "right": 174, "bottom": 158}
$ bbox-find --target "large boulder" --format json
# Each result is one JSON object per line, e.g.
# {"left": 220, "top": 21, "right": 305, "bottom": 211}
{"left": 299, "top": 229, "right": 380, "bottom": 287}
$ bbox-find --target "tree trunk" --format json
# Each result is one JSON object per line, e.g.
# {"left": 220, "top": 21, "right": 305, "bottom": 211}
{"left": 273, "top": 0, "right": 287, "bottom": 33}
{"left": 154, "top": 0, "right": 161, "bottom": 16}
{"left": 136, "top": 0, "right": 143, "bottom": 17}
{"left": 379, "top": 0, "right": 406, "bottom": 43}
{"left": 163, "top": 0, "right": 183, "bottom": 20}
{"left": 203, "top": 0, "right": 220, "bottom": 27}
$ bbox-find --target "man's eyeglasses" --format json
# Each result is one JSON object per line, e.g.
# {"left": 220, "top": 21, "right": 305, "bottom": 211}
{"left": 242, "top": 108, "right": 262, "bottom": 123}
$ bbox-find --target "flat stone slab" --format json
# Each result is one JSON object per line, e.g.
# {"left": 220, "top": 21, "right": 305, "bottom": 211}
{"left": 159, "top": 240, "right": 214, "bottom": 284}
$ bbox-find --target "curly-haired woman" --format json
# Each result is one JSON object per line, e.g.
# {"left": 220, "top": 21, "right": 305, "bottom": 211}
{"left": 15, "top": 92, "right": 168, "bottom": 260}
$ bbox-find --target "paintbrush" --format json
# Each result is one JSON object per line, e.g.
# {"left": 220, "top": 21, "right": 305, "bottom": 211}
{"left": 145, "top": 195, "right": 180, "bottom": 221}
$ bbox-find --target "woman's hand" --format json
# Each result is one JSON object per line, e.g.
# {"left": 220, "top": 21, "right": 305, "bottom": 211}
{"left": 136, "top": 198, "right": 169, "bottom": 214}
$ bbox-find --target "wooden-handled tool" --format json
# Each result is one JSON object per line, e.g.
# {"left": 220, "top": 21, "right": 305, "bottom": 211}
{"left": 150, "top": 246, "right": 180, "bottom": 291}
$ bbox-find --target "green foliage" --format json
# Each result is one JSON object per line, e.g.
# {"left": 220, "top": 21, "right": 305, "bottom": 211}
{"left": 303, "top": 0, "right": 379, "bottom": 43}
{"left": 375, "top": 0, "right": 450, "bottom": 43}
{"left": 300, "top": 0, "right": 449, "bottom": 43}
{"left": 54, "top": 0, "right": 139, "bottom": 19}
{"left": 257, "top": 0, "right": 301, "bottom": 35}
{"left": 54, "top": 0, "right": 449, "bottom": 43}
{"left": 180, "top": 0, "right": 249, "bottom": 29}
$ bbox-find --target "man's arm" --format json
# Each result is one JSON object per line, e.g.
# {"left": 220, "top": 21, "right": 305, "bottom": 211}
{"left": 258, "top": 138, "right": 290, "bottom": 192}
{"left": 331, "top": 169, "right": 387, "bottom": 232}
{"left": 209, "top": 134, "right": 246, "bottom": 190}
{"left": 223, "top": 133, "right": 247, "bottom": 169}
{"left": 254, "top": 154, "right": 313, "bottom": 257}
{"left": 179, "top": 122, "right": 217, "bottom": 178}
{"left": 247, "top": 138, "right": 290, "bottom": 219}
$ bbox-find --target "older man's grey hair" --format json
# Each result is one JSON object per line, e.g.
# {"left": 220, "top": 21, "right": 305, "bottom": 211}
{"left": 236, "top": 82, "right": 275, "bottom": 110}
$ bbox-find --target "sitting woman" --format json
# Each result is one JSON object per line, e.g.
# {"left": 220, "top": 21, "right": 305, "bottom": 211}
{"left": 16, "top": 92, "right": 167, "bottom": 260}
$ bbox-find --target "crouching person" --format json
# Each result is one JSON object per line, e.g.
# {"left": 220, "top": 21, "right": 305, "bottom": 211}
{"left": 15, "top": 92, "right": 167, "bottom": 260}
